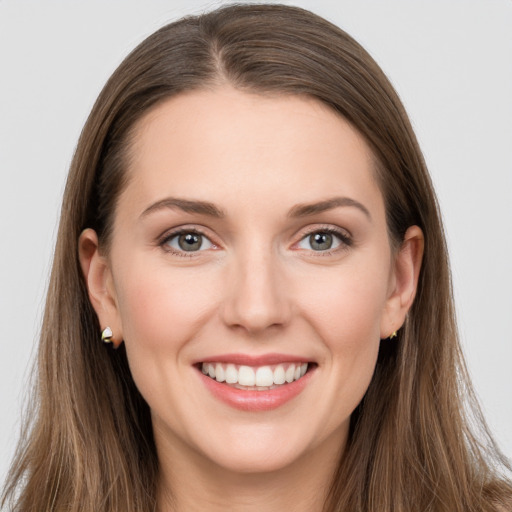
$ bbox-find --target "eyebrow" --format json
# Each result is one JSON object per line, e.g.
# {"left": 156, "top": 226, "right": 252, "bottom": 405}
{"left": 287, "top": 196, "right": 372, "bottom": 220}
{"left": 140, "top": 195, "right": 371, "bottom": 221}
{"left": 140, "top": 197, "right": 225, "bottom": 219}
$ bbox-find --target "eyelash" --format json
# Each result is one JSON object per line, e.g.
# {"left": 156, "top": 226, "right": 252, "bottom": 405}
{"left": 294, "top": 226, "right": 353, "bottom": 257}
{"left": 159, "top": 227, "right": 215, "bottom": 258}
{"left": 158, "top": 226, "right": 353, "bottom": 257}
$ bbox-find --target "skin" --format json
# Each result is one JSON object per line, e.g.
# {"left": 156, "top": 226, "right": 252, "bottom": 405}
{"left": 79, "top": 87, "right": 423, "bottom": 511}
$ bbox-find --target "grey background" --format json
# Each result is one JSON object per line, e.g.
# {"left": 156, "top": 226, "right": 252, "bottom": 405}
{"left": 1, "top": 0, "right": 511, "bottom": 485}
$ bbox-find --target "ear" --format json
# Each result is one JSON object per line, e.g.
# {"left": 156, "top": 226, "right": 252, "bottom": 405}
{"left": 78, "top": 228, "right": 123, "bottom": 348}
{"left": 380, "top": 225, "right": 424, "bottom": 339}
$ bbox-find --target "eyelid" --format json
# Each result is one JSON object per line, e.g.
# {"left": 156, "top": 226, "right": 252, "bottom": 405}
{"left": 156, "top": 223, "right": 352, "bottom": 257}
{"left": 292, "top": 224, "right": 353, "bottom": 254}
{"left": 157, "top": 225, "right": 219, "bottom": 255}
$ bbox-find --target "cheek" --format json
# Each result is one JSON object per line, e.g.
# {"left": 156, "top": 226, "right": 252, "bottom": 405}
{"left": 310, "top": 279, "right": 383, "bottom": 380}
{"left": 294, "top": 256, "right": 389, "bottom": 406}
{"left": 113, "top": 257, "right": 221, "bottom": 353}
{"left": 111, "top": 258, "right": 224, "bottom": 416}
{"left": 298, "top": 257, "right": 390, "bottom": 345}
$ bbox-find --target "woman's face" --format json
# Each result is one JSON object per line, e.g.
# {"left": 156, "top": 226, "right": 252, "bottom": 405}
{"left": 84, "top": 87, "right": 420, "bottom": 475}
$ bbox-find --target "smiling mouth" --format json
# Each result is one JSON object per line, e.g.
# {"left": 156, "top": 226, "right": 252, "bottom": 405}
{"left": 200, "top": 362, "right": 312, "bottom": 390}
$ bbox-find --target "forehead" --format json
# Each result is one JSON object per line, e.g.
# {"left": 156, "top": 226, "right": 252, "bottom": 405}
{"left": 122, "top": 86, "right": 383, "bottom": 219}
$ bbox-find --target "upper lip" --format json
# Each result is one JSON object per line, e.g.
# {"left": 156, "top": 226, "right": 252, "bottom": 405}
{"left": 194, "top": 353, "right": 312, "bottom": 366}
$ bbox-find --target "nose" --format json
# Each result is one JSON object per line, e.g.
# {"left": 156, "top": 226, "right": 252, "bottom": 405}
{"left": 220, "top": 246, "right": 292, "bottom": 335}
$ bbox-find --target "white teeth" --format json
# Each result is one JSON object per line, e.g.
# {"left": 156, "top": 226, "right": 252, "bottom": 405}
{"left": 201, "top": 362, "right": 310, "bottom": 388}
{"left": 255, "top": 366, "right": 274, "bottom": 387}
{"left": 238, "top": 366, "right": 255, "bottom": 386}
{"left": 273, "top": 365, "right": 286, "bottom": 385}
{"left": 215, "top": 363, "right": 225, "bottom": 382}
{"left": 225, "top": 364, "right": 238, "bottom": 384}
{"left": 285, "top": 365, "right": 295, "bottom": 383}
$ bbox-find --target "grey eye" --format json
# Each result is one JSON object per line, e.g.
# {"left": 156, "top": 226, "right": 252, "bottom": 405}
{"left": 167, "top": 232, "right": 213, "bottom": 252}
{"left": 310, "top": 233, "right": 333, "bottom": 251}
{"left": 297, "top": 231, "right": 342, "bottom": 251}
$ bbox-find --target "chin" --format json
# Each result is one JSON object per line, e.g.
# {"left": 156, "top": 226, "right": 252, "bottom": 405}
{"left": 191, "top": 419, "right": 341, "bottom": 476}
{"left": 203, "top": 441, "right": 308, "bottom": 475}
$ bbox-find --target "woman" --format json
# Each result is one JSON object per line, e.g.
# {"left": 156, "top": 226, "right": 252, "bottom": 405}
{"left": 2, "top": 4, "right": 511, "bottom": 511}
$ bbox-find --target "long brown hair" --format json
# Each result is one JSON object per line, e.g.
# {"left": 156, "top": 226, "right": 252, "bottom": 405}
{"left": 3, "top": 4, "right": 511, "bottom": 511}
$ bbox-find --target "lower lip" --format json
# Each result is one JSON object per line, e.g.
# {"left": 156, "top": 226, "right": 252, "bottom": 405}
{"left": 198, "top": 368, "right": 314, "bottom": 411}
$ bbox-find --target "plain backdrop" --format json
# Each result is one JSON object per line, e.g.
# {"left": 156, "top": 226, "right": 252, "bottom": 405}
{"left": 1, "top": 0, "right": 511, "bottom": 485}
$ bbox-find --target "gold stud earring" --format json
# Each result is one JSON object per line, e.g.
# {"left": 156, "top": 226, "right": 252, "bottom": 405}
{"left": 389, "top": 330, "right": 398, "bottom": 339}
{"left": 101, "top": 326, "right": 113, "bottom": 344}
